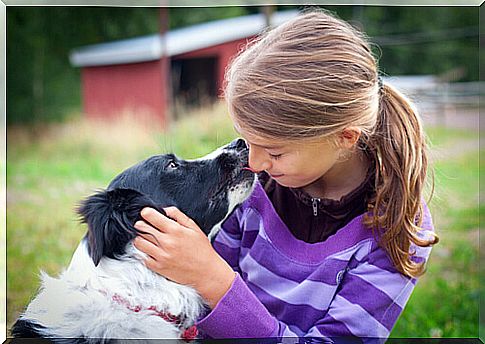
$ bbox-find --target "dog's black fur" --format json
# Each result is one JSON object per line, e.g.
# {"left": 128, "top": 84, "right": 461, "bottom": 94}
{"left": 11, "top": 138, "right": 254, "bottom": 342}
{"left": 82, "top": 138, "right": 251, "bottom": 267}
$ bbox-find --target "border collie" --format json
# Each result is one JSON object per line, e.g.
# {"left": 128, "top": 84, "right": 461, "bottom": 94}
{"left": 11, "top": 138, "right": 255, "bottom": 343}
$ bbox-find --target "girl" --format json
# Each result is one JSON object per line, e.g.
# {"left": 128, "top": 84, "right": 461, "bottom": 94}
{"left": 133, "top": 9, "right": 438, "bottom": 341}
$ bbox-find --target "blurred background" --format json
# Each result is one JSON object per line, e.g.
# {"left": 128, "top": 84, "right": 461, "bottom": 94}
{"left": 6, "top": 5, "right": 482, "bottom": 339}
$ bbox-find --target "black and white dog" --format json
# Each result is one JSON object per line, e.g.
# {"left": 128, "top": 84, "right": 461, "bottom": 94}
{"left": 12, "top": 138, "right": 255, "bottom": 342}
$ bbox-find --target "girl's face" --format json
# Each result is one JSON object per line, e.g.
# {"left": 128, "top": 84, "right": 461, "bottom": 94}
{"left": 235, "top": 126, "right": 340, "bottom": 189}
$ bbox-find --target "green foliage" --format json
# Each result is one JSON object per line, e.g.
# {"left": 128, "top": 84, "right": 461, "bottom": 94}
{"left": 300, "top": 6, "right": 479, "bottom": 81}
{"left": 7, "top": 7, "right": 160, "bottom": 124}
{"left": 169, "top": 6, "right": 252, "bottom": 29}
{"left": 7, "top": 6, "right": 479, "bottom": 125}
{"left": 360, "top": 7, "right": 478, "bottom": 81}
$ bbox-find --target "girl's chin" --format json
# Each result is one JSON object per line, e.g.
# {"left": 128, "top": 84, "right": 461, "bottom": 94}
{"left": 273, "top": 178, "right": 304, "bottom": 189}
{"left": 273, "top": 176, "right": 320, "bottom": 190}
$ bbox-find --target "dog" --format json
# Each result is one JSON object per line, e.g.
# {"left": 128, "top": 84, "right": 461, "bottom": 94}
{"left": 11, "top": 138, "right": 255, "bottom": 343}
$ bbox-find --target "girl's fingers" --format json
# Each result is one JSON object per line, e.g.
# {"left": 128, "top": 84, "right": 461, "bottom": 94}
{"left": 134, "top": 221, "right": 166, "bottom": 247}
{"left": 163, "top": 206, "right": 199, "bottom": 231}
{"left": 140, "top": 207, "right": 178, "bottom": 233}
{"left": 133, "top": 236, "right": 165, "bottom": 260}
{"left": 143, "top": 255, "right": 161, "bottom": 273}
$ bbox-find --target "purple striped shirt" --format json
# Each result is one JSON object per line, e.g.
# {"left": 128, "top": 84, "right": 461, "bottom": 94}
{"left": 196, "top": 181, "right": 434, "bottom": 342}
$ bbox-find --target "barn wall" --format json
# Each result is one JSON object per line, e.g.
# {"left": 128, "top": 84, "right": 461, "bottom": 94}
{"left": 81, "top": 60, "right": 168, "bottom": 127}
{"left": 80, "top": 37, "right": 255, "bottom": 127}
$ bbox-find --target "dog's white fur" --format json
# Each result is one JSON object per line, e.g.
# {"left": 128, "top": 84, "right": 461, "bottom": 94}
{"left": 23, "top": 242, "right": 202, "bottom": 341}
{"left": 18, "top": 175, "right": 256, "bottom": 341}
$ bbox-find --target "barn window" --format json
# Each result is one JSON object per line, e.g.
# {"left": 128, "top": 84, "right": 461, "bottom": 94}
{"left": 171, "top": 56, "right": 218, "bottom": 118}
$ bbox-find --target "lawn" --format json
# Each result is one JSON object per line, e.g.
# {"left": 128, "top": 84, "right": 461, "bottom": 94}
{"left": 6, "top": 103, "right": 481, "bottom": 338}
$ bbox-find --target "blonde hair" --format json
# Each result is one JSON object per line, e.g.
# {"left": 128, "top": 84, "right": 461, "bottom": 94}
{"left": 224, "top": 9, "right": 438, "bottom": 278}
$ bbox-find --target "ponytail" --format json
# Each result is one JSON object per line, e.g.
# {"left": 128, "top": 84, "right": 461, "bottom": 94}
{"left": 363, "top": 82, "right": 439, "bottom": 278}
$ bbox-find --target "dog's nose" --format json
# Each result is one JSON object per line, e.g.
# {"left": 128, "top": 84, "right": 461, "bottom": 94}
{"left": 228, "top": 138, "right": 248, "bottom": 152}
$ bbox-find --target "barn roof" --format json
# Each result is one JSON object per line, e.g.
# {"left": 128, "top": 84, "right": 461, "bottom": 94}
{"left": 70, "top": 10, "right": 300, "bottom": 67}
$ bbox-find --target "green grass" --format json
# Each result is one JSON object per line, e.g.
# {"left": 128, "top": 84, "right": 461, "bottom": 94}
{"left": 425, "top": 126, "right": 478, "bottom": 148}
{"left": 6, "top": 105, "right": 480, "bottom": 338}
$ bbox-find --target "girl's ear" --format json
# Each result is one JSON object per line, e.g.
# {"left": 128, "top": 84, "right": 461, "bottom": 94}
{"left": 337, "top": 127, "right": 362, "bottom": 149}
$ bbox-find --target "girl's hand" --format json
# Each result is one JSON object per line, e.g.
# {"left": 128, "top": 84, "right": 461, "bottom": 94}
{"left": 133, "top": 207, "right": 236, "bottom": 309}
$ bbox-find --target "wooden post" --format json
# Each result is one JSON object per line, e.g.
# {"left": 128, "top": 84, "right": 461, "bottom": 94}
{"left": 261, "top": 5, "right": 275, "bottom": 29}
{"left": 159, "top": 7, "right": 173, "bottom": 128}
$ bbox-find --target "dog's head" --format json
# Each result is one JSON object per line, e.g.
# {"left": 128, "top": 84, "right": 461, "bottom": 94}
{"left": 77, "top": 139, "right": 255, "bottom": 266}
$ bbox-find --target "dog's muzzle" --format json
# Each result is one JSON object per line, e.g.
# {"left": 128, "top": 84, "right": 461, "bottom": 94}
{"left": 227, "top": 138, "right": 248, "bottom": 152}
{"left": 227, "top": 138, "right": 249, "bottom": 169}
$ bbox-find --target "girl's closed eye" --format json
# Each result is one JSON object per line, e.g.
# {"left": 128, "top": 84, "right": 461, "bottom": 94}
{"left": 269, "top": 153, "right": 283, "bottom": 160}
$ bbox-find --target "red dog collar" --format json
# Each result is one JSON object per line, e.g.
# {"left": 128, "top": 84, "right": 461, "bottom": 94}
{"left": 110, "top": 293, "right": 198, "bottom": 341}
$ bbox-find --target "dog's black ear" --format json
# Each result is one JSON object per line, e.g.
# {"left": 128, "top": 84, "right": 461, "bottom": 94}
{"left": 77, "top": 188, "right": 165, "bottom": 266}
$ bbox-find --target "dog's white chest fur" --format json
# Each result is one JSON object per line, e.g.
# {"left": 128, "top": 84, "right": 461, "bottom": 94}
{"left": 22, "top": 240, "right": 204, "bottom": 340}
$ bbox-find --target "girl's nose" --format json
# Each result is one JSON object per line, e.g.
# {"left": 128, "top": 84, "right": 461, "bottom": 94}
{"left": 248, "top": 147, "right": 271, "bottom": 173}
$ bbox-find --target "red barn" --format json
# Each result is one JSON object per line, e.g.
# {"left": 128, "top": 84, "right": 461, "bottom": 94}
{"left": 69, "top": 10, "right": 299, "bottom": 128}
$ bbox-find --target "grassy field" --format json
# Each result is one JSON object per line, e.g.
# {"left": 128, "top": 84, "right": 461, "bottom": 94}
{"left": 6, "top": 102, "right": 481, "bottom": 338}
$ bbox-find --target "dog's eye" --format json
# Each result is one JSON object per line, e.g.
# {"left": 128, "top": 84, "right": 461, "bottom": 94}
{"left": 167, "top": 160, "right": 179, "bottom": 169}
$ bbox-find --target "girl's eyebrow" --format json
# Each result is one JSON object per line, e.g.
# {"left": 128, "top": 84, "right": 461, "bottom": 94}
{"left": 244, "top": 139, "right": 285, "bottom": 149}
{"left": 261, "top": 143, "right": 285, "bottom": 150}
{"left": 247, "top": 140, "right": 285, "bottom": 150}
